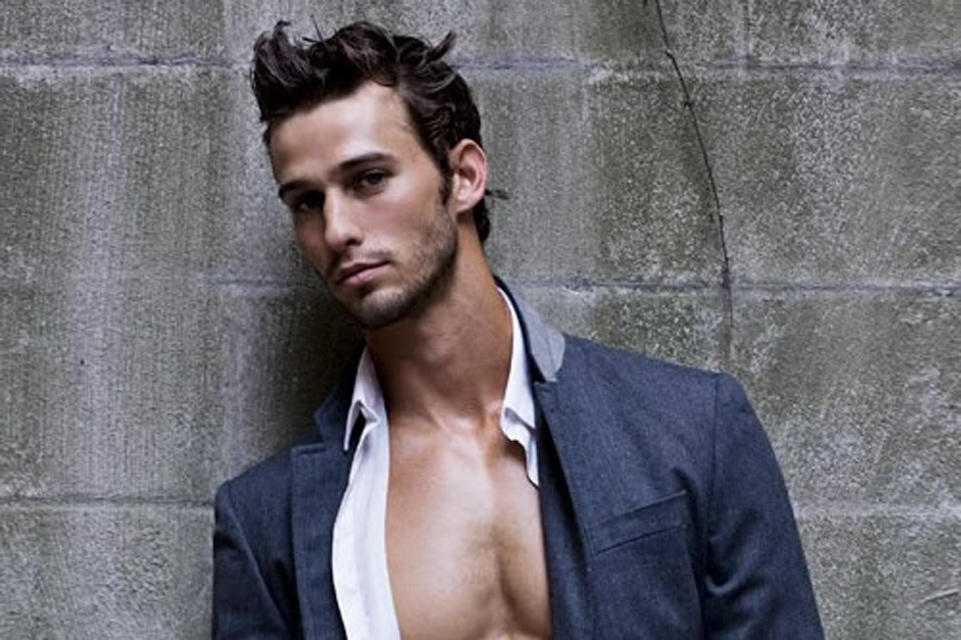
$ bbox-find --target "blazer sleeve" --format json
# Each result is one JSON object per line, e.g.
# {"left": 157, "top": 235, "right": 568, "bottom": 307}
{"left": 702, "top": 373, "right": 824, "bottom": 638}
{"left": 212, "top": 481, "right": 293, "bottom": 639}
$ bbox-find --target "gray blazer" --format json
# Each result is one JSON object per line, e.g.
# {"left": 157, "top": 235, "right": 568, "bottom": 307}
{"left": 213, "top": 286, "right": 823, "bottom": 639}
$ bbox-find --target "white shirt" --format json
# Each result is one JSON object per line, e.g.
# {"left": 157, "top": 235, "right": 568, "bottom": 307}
{"left": 331, "top": 291, "right": 538, "bottom": 640}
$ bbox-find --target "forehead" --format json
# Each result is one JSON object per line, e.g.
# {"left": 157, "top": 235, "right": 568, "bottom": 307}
{"left": 269, "top": 82, "right": 424, "bottom": 180}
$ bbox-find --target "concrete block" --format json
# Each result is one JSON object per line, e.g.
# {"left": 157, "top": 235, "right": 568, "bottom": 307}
{"left": 695, "top": 72, "right": 961, "bottom": 285}
{"left": 0, "top": 67, "right": 242, "bottom": 285}
{"left": 215, "top": 285, "right": 360, "bottom": 479}
{"left": 512, "top": 283, "right": 726, "bottom": 370}
{"left": 580, "top": 70, "right": 723, "bottom": 282}
{"left": 0, "top": 275, "right": 360, "bottom": 499}
{"left": 577, "top": 0, "right": 747, "bottom": 65}
{"left": 0, "top": 277, "right": 223, "bottom": 500}
{"left": 0, "top": 505, "right": 211, "bottom": 640}
{"left": 227, "top": 0, "right": 745, "bottom": 66}
{"left": 0, "top": 0, "right": 230, "bottom": 62}
{"left": 731, "top": 291, "right": 961, "bottom": 506}
{"left": 476, "top": 69, "right": 597, "bottom": 281}
{"left": 476, "top": 69, "right": 722, "bottom": 284}
{"left": 750, "top": 0, "right": 961, "bottom": 66}
{"left": 799, "top": 511, "right": 961, "bottom": 640}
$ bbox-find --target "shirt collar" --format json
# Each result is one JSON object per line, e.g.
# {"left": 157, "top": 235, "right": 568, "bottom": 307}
{"left": 499, "top": 289, "right": 536, "bottom": 431}
{"left": 343, "top": 349, "right": 386, "bottom": 452}
{"left": 342, "top": 288, "right": 537, "bottom": 451}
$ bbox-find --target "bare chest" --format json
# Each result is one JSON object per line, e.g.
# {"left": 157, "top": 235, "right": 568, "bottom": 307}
{"left": 386, "top": 430, "right": 551, "bottom": 640}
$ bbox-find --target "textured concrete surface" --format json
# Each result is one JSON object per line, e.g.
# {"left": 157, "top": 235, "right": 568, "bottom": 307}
{"left": 732, "top": 291, "right": 960, "bottom": 506}
{"left": 480, "top": 69, "right": 724, "bottom": 284}
{"left": 750, "top": 0, "right": 961, "bottom": 66}
{"left": 0, "top": 0, "right": 744, "bottom": 66}
{"left": 215, "top": 285, "right": 360, "bottom": 478}
{"left": 800, "top": 511, "right": 961, "bottom": 640}
{"left": 514, "top": 283, "right": 726, "bottom": 370}
{"left": 0, "top": 0, "right": 231, "bottom": 63}
{"left": 1, "top": 67, "right": 238, "bottom": 284}
{"left": 703, "top": 74, "right": 961, "bottom": 285}
{"left": 0, "top": 505, "right": 212, "bottom": 639}
{"left": 2, "top": 0, "right": 959, "bottom": 638}
{"left": 0, "top": 276, "right": 221, "bottom": 499}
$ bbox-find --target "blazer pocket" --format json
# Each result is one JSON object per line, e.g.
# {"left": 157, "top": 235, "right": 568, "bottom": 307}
{"left": 589, "top": 490, "right": 689, "bottom": 555}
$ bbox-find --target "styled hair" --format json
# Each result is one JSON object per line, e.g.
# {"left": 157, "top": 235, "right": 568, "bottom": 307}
{"left": 251, "top": 21, "right": 491, "bottom": 242}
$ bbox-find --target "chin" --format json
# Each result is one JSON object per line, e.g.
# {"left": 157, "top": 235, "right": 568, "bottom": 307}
{"left": 341, "top": 286, "right": 423, "bottom": 330}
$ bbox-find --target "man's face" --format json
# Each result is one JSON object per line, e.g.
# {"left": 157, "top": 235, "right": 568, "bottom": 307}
{"left": 269, "top": 82, "right": 458, "bottom": 329}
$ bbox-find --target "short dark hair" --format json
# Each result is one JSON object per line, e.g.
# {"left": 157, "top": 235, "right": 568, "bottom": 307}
{"left": 251, "top": 21, "right": 491, "bottom": 242}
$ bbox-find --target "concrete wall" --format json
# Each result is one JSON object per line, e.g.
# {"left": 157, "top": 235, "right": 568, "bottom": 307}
{"left": 1, "top": 1, "right": 958, "bottom": 637}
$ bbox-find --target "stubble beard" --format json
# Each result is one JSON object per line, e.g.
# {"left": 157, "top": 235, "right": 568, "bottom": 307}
{"left": 331, "top": 203, "right": 458, "bottom": 330}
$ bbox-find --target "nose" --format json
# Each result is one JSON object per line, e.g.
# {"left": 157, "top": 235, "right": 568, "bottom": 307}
{"left": 323, "top": 191, "right": 362, "bottom": 252}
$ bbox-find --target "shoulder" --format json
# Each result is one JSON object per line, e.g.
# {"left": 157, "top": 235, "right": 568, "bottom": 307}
{"left": 559, "top": 333, "right": 729, "bottom": 413}
{"left": 215, "top": 353, "right": 359, "bottom": 514}
{"left": 215, "top": 433, "right": 313, "bottom": 530}
{"left": 551, "top": 333, "right": 757, "bottom": 478}
{"left": 217, "top": 438, "right": 302, "bottom": 505}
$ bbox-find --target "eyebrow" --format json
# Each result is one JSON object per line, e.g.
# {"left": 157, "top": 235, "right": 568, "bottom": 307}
{"left": 277, "top": 152, "right": 394, "bottom": 201}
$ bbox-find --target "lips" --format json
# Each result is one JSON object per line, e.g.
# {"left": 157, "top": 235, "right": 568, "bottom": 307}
{"left": 335, "top": 261, "right": 387, "bottom": 287}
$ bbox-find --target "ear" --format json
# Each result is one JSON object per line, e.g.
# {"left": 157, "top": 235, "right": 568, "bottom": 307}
{"left": 447, "top": 139, "right": 487, "bottom": 220}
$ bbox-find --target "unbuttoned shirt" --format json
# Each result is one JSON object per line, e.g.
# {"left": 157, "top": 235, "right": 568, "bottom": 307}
{"left": 331, "top": 291, "right": 538, "bottom": 640}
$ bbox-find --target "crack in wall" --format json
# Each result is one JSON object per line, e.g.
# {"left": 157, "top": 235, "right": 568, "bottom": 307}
{"left": 649, "top": 0, "right": 735, "bottom": 365}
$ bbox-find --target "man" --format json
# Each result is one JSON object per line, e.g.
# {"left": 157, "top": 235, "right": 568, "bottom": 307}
{"left": 213, "top": 20, "right": 823, "bottom": 639}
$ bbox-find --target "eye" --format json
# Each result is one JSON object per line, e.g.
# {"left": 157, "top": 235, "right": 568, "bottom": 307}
{"left": 355, "top": 170, "right": 388, "bottom": 192}
{"left": 290, "top": 191, "right": 325, "bottom": 215}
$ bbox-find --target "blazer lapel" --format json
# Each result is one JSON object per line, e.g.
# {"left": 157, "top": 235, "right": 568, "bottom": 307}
{"left": 536, "top": 382, "right": 594, "bottom": 640}
{"left": 291, "top": 373, "right": 357, "bottom": 639}
{"left": 500, "top": 279, "right": 595, "bottom": 637}
{"left": 291, "top": 443, "right": 350, "bottom": 639}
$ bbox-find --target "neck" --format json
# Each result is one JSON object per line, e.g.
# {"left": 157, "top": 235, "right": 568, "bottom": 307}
{"left": 364, "top": 246, "right": 511, "bottom": 430}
